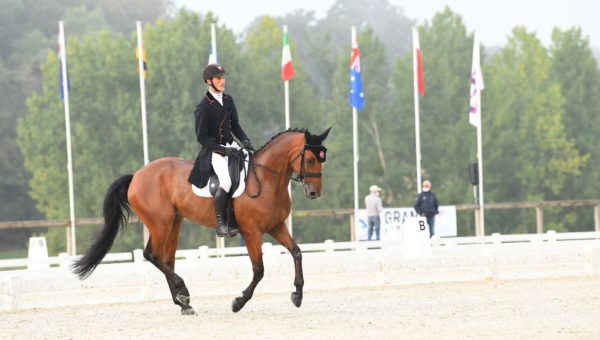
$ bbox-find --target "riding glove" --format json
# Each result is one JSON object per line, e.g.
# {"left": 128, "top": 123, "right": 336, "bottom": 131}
{"left": 224, "top": 147, "right": 240, "bottom": 158}
{"left": 242, "top": 139, "right": 254, "bottom": 151}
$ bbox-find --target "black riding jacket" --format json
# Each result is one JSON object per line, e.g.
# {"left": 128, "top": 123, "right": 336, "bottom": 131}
{"left": 188, "top": 91, "right": 250, "bottom": 188}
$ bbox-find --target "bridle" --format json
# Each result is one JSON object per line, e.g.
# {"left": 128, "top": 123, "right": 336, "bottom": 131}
{"left": 246, "top": 143, "right": 326, "bottom": 198}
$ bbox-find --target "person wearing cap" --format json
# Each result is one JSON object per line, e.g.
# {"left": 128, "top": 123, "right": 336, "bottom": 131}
{"left": 188, "top": 63, "right": 254, "bottom": 237}
{"left": 413, "top": 180, "right": 439, "bottom": 238}
{"left": 364, "top": 185, "right": 384, "bottom": 241}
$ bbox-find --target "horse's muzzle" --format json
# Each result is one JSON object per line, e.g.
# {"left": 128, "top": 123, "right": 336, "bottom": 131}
{"left": 303, "top": 184, "right": 321, "bottom": 199}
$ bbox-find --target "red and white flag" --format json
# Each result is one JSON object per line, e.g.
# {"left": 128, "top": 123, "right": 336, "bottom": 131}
{"left": 413, "top": 28, "right": 424, "bottom": 96}
{"left": 281, "top": 27, "right": 294, "bottom": 81}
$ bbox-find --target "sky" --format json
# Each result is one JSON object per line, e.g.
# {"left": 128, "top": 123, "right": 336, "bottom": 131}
{"left": 175, "top": 0, "right": 599, "bottom": 48}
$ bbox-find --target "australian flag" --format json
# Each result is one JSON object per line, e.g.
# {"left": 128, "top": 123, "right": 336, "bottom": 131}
{"left": 349, "top": 30, "right": 364, "bottom": 110}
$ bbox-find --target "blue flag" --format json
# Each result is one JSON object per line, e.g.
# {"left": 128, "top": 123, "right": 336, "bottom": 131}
{"left": 349, "top": 30, "right": 364, "bottom": 110}
{"left": 58, "top": 25, "right": 70, "bottom": 101}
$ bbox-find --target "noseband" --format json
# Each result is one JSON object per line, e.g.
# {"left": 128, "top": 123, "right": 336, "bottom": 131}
{"left": 289, "top": 144, "right": 325, "bottom": 183}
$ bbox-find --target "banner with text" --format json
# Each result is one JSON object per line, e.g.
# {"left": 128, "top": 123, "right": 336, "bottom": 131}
{"left": 356, "top": 205, "right": 457, "bottom": 240}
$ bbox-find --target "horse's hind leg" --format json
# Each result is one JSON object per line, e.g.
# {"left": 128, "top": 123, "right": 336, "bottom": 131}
{"left": 268, "top": 222, "right": 303, "bottom": 307}
{"left": 143, "top": 213, "right": 194, "bottom": 315}
{"left": 231, "top": 231, "right": 264, "bottom": 312}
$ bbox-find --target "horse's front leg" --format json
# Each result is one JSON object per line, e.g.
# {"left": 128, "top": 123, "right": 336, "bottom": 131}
{"left": 268, "top": 223, "right": 303, "bottom": 307}
{"left": 232, "top": 232, "right": 264, "bottom": 312}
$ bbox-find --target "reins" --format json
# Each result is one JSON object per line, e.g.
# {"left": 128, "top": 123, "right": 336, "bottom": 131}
{"left": 244, "top": 145, "right": 323, "bottom": 199}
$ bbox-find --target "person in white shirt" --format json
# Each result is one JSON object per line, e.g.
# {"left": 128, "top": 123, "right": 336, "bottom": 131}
{"left": 364, "top": 185, "right": 384, "bottom": 240}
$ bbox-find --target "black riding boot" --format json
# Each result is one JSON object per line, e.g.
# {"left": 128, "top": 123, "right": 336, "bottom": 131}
{"left": 227, "top": 197, "right": 240, "bottom": 237}
{"left": 214, "top": 188, "right": 229, "bottom": 237}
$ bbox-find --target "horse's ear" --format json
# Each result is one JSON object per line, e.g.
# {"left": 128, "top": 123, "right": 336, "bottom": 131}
{"left": 319, "top": 127, "right": 331, "bottom": 142}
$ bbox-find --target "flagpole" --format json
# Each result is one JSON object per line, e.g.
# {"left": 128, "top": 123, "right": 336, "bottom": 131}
{"left": 283, "top": 25, "right": 293, "bottom": 236}
{"left": 412, "top": 28, "right": 422, "bottom": 193}
{"left": 470, "top": 30, "right": 485, "bottom": 237}
{"left": 351, "top": 26, "right": 360, "bottom": 240}
{"left": 475, "top": 31, "right": 485, "bottom": 236}
{"left": 136, "top": 21, "right": 150, "bottom": 245}
{"left": 477, "top": 104, "right": 485, "bottom": 236}
{"left": 352, "top": 106, "right": 359, "bottom": 216}
{"left": 59, "top": 21, "right": 76, "bottom": 255}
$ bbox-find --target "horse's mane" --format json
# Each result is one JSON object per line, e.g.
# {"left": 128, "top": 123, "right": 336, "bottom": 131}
{"left": 254, "top": 128, "right": 307, "bottom": 154}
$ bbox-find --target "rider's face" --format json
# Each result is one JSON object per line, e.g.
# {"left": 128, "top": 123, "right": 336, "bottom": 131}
{"left": 208, "top": 75, "right": 225, "bottom": 92}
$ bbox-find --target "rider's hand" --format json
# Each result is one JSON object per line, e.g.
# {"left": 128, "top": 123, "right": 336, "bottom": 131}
{"left": 224, "top": 147, "right": 240, "bottom": 158}
{"left": 242, "top": 139, "right": 254, "bottom": 151}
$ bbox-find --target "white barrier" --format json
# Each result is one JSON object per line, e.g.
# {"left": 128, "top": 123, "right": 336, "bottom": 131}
{"left": 27, "top": 237, "right": 49, "bottom": 270}
{"left": 1, "top": 231, "right": 600, "bottom": 311}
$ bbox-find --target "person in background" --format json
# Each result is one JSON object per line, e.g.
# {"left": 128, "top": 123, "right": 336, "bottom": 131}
{"left": 365, "top": 185, "right": 384, "bottom": 241}
{"left": 413, "top": 180, "right": 439, "bottom": 238}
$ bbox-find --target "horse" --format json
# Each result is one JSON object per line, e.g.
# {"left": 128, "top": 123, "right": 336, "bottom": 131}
{"left": 72, "top": 127, "right": 331, "bottom": 315}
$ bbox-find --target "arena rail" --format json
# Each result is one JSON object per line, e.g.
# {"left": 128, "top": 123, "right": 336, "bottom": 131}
{"left": 1, "top": 230, "right": 600, "bottom": 311}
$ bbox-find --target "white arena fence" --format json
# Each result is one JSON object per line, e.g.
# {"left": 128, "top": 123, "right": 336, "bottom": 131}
{"left": 1, "top": 230, "right": 600, "bottom": 311}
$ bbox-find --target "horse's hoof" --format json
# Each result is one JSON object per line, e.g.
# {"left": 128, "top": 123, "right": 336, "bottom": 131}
{"left": 291, "top": 292, "right": 302, "bottom": 308}
{"left": 176, "top": 294, "right": 190, "bottom": 305}
{"left": 231, "top": 296, "right": 246, "bottom": 313}
{"left": 228, "top": 230, "right": 239, "bottom": 237}
{"left": 181, "top": 307, "right": 195, "bottom": 316}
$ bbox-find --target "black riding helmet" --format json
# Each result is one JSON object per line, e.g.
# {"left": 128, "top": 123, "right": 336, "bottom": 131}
{"left": 203, "top": 63, "right": 227, "bottom": 93}
{"left": 203, "top": 63, "right": 227, "bottom": 82}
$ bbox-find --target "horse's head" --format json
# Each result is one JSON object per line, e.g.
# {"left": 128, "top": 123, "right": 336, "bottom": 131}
{"left": 290, "top": 128, "right": 331, "bottom": 199}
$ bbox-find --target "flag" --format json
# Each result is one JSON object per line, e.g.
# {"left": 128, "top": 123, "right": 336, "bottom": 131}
{"left": 208, "top": 23, "right": 217, "bottom": 64}
{"left": 136, "top": 46, "right": 147, "bottom": 79}
{"left": 469, "top": 30, "right": 484, "bottom": 127}
{"left": 281, "top": 27, "right": 294, "bottom": 81}
{"left": 58, "top": 25, "right": 69, "bottom": 101}
{"left": 350, "top": 27, "right": 364, "bottom": 110}
{"left": 413, "top": 28, "right": 424, "bottom": 96}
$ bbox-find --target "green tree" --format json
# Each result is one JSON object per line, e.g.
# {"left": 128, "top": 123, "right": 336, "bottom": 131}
{"left": 483, "top": 27, "right": 588, "bottom": 233}
{"left": 547, "top": 27, "right": 600, "bottom": 231}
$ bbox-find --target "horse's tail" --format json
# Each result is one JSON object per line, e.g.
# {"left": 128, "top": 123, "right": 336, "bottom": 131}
{"left": 72, "top": 174, "right": 134, "bottom": 279}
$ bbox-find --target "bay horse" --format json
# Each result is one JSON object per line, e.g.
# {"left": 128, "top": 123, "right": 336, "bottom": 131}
{"left": 72, "top": 128, "right": 331, "bottom": 315}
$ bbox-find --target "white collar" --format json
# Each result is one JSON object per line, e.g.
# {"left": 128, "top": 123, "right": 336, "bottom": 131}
{"left": 209, "top": 90, "right": 223, "bottom": 105}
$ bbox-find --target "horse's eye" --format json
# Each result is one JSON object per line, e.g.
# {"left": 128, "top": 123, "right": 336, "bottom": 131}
{"left": 307, "top": 158, "right": 315, "bottom": 166}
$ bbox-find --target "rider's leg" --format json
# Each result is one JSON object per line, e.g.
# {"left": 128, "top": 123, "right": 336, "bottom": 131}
{"left": 212, "top": 153, "right": 232, "bottom": 237}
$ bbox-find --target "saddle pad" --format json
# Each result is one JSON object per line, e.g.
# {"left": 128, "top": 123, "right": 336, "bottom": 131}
{"left": 191, "top": 152, "right": 248, "bottom": 198}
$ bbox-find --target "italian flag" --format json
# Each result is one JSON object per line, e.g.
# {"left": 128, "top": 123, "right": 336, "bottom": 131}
{"left": 281, "top": 28, "right": 294, "bottom": 81}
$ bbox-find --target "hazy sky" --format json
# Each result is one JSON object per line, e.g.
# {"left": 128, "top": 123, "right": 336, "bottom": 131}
{"left": 175, "top": 0, "right": 599, "bottom": 48}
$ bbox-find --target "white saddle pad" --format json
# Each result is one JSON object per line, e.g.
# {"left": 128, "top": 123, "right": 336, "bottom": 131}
{"left": 191, "top": 152, "right": 249, "bottom": 198}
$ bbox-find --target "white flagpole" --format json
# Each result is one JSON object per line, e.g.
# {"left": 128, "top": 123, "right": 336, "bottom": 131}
{"left": 283, "top": 25, "right": 293, "bottom": 236}
{"left": 351, "top": 27, "right": 360, "bottom": 218}
{"left": 136, "top": 22, "right": 149, "bottom": 166}
{"left": 136, "top": 21, "right": 150, "bottom": 245}
{"left": 59, "top": 21, "right": 76, "bottom": 255}
{"left": 477, "top": 103, "right": 485, "bottom": 236}
{"left": 412, "top": 27, "right": 422, "bottom": 192}
{"left": 474, "top": 30, "right": 485, "bottom": 236}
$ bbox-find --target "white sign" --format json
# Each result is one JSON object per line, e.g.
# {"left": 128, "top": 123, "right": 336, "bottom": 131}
{"left": 403, "top": 216, "right": 432, "bottom": 258}
{"left": 27, "top": 236, "right": 49, "bottom": 269}
{"left": 356, "top": 205, "right": 457, "bottom": 241}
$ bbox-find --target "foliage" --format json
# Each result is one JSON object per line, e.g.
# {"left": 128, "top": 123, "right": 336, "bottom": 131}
{"left": 2, "top": 0, "right": 600, "bottom": 256}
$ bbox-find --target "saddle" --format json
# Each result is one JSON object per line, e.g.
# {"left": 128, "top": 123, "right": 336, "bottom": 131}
{"left": 191, "top": 150, "right": 248, "bottom": 198}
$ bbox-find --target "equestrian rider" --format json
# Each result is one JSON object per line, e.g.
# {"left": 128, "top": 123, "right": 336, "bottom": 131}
{"left": 188, "top": 63, "right": 254, "bottom": 237}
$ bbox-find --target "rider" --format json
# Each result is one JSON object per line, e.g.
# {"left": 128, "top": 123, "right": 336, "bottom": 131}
{"left": 188, "top": 63, "right": 254, "bottom": 237}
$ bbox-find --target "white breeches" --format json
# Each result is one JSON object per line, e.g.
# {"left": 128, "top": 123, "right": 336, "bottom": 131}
{"left": 211, "top": 140, "right": 241, "bottom": 193}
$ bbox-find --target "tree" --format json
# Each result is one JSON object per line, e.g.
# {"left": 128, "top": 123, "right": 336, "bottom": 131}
{"left": 483, "top": 27, "right": 588, "bottom": 233}
{"left": 547, "top": 27, "right": 600, "bottom": 231}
